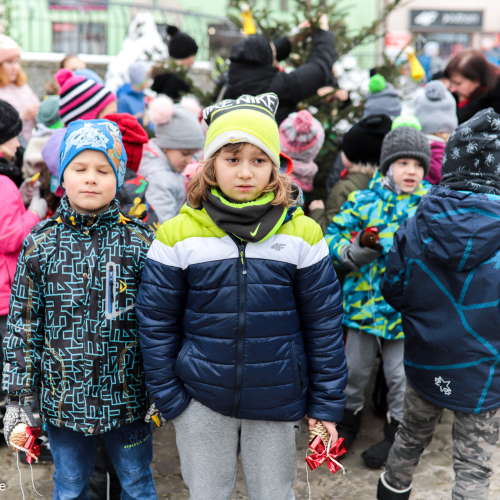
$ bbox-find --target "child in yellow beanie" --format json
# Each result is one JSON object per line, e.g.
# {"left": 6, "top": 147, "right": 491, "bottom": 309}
{"left": 136, "top": 93, "right": 348, "bottom": 499}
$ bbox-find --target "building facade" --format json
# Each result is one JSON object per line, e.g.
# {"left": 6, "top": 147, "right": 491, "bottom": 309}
{"left": 385, "top": 0, "right": 500, "bottom": 60}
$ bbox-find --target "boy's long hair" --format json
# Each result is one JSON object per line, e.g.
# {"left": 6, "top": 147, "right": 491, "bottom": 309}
{"left": 187, "top": 142, "right": 293, "bottom": 208}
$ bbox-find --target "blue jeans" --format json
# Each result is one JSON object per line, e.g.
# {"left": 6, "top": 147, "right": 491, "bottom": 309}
{"left": 47, "top": 420, "right": 157, "bottom": 500}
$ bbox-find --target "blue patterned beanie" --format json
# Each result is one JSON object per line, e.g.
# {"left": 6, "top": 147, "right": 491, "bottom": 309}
{"left": 58, "top": 119, "right": 127, "bottom": 192}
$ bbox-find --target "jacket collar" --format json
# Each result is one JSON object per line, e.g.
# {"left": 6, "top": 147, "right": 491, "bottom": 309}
{"left": 57, "top": 195, "right": 121, "bottom": 231}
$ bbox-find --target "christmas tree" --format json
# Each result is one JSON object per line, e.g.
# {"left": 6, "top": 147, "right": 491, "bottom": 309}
{"left": 227, "top": 0, "right": 405, "bottom": 200}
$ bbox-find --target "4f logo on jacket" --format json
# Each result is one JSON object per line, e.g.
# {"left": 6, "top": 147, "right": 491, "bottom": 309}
{"left": 271, "top": 244, "right": 286, "bottom": 251}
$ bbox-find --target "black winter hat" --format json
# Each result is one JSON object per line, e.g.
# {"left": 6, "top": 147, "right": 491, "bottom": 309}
{"left": 167, "top": 25, "right": 198, "bottom": 60}
{"left": 0, "top": 99, "right": 22, "bottom": 145}
{"left": 342, "top": 114, "right": 392, "bottom": 166}
{"left": 441, "top": 108, "right": 500, "bottom": 195}
{"left": 380, "top": 126, "right": 431, "bottom": 176}
{"left": 230, "top": 35, "right": 273, "bottom": 66}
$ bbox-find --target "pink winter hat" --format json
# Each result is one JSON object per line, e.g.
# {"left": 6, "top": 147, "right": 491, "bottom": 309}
{"left": 279, "top": 110, "right": 325, "bottom": 163}
{"left": 55, "top": 69, "right": 116, "bottom": 126}
{"left": 0, "top": 35, "right": 21, "bottom": 64}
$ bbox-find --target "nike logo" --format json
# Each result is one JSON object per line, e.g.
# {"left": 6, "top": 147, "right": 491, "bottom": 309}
{"left": 250, "top": 223, "right": 261, "bottom": 237}
{"left": 231, "top": 138, "right": 244, "bottom": 142}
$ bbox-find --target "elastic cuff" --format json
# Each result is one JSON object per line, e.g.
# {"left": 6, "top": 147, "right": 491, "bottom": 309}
{"left": 380, "top": 472, "right": 412, "bottom": 493}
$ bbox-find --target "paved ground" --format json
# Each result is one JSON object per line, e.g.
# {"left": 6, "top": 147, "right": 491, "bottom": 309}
{"left": 1, "top": 393, "right": 499, "bottom": 499}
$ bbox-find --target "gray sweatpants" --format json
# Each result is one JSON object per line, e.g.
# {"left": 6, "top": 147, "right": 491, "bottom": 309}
{"left": 344, "top": 328, "right": 406, "bottom": 420}
{"left": 386, "top": 383, "right": 500, "bottom": 499}
{"left": 173, "top": 399, "right": 302, "bottom": 500}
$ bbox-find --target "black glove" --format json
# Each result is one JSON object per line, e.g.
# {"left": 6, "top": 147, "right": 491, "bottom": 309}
{"left": 340, "top": 232, "right": 383, "bottom": 271}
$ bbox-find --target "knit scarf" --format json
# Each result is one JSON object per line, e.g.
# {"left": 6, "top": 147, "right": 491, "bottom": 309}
{"left": 201, "top": 188, "right": 287, "bottom": 243}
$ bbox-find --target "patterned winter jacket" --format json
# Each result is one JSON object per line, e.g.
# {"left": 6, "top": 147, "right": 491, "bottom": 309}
{"left": 116, "top": 168, "right": 160, "bottom": 234}
{"left": 136, "top": 204, "right": 348, "bottom": 423}
{"left": 381, "top": 187, "right": 500, "bottom": 413}
{"left": 325, "top": 171, "right": 429, "bottom": 340}
{"left": 3, "top": 196, "right": 154, "bottom": 435}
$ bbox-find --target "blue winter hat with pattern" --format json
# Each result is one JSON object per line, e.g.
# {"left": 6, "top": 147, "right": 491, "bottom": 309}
{"left": 58, "top": 119, "right": 127, "bottom": 192}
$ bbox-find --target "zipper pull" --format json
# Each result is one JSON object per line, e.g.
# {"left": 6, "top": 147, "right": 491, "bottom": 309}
{"left": 240, "top": 248, "right": 247, "bottom": 275}
{"left": 108, "top": 268, "right": 114, "bottom": 313}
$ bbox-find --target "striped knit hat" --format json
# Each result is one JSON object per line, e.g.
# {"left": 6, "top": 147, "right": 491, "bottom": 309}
{"left": 55, "top": 69, "right": 116, "bottom": 126}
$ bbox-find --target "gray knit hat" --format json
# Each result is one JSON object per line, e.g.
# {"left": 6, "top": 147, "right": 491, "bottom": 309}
{"left": 363, "top": 76, "right": 402, "bottom": 119}
{"left": 149, "top": 95, "right": 205, "bottom": 150}
{"left": 380, "top": 126, "right": 431, "bottom": 175}
{"left": 414, "top": 81, "right": 458, "bottom": 135}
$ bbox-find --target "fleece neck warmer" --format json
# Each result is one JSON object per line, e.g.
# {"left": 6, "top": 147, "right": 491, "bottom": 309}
{"left": 201, "top": 188, "right": 287, "bottom": 243}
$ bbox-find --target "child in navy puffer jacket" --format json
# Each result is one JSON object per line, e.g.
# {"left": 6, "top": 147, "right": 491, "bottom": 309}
{"left": 378, "top": 109, "right": 500, "bottom": 500}
{"left": 136, "top": 93, "right": 348, "bottom": 500}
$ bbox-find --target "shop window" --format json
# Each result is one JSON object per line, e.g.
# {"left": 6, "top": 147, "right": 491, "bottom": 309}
{"left": 414, "top": 32, "right": 470, "bottom": 60}
{"left": 53, "top": 22, "right": 107, "bottom": 54}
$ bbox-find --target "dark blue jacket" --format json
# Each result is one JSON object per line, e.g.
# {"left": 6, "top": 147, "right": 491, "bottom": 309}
{"left": 136, "top": 205, "right": 348, "bottom": 422}
{"left": 381, "top": 186, "right": 500, "bottom": 414}
{"left": 117, "top": 83, "right": 146, "bottom": 126}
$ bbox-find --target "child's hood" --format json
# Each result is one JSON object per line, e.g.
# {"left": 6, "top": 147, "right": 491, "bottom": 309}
{"left": 414, "top": 186, "right": 500, "bottom": 270}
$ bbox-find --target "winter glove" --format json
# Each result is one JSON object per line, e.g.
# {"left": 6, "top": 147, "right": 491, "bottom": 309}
{"left": 3, "top": 403, "right": 37, "bottom": 450}
{"left": 19, "top": 178, "right": 37, "bottom": 206}
{"left": 340, "top": 232, "right": 383, "bottom": 271}
{"left": 28, "top": 189, "right": 47, "bottom": 220}
{"left": 144, "top": 402, "right": 167, "bottom": 428}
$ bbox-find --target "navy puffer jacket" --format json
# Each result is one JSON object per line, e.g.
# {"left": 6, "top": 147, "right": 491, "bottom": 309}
{"left": 381, "top": 186, "right": 500, "bottom": 414}
{"left": 136, "top": 205, "right": 348, "bottom": 422}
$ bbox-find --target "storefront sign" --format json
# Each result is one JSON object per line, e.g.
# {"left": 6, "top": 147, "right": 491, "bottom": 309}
{"left": 410, "top": 10, "right": 483, "bottom": 31}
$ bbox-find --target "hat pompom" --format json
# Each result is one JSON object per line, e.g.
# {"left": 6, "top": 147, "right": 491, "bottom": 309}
{"left": 392, "top": 115, "right": 422, "bottom": 131}
{"left": 54, "top": 68, "right": 74, "bottom": 87}
{"left": 180, "top": 95, "right": 202, "bottom": 118}
{"left": 369, "top": 74, "right": 386, "bottom": 94}
{"left": 425, "top": 80, "right": 446, "bottom": 101}
{"left": 167, "top": 25, "right": 180, "bottom": 37}
{"left": 149, "top": 95, "right": 174, "bottom": 125}
{"left": 292, "top": 110, "right": 314, "bottom": 134}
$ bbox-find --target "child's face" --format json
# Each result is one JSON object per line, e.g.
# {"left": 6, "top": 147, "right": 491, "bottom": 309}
{"left": 62, "top": 149, "right": 117, "bottom": 215}
{"left": 165, "top": 149, "right": 198, "bottom": 173}
{"left": 214, "top": 143, "right": 274, "bottom": 203}
{"left": 392, "top": 158, "right": 425, "bottom": 193}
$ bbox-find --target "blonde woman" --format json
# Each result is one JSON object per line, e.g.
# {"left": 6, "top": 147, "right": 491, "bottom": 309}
{"left": 0, "top": 35, "right": 39, "bottom": 141}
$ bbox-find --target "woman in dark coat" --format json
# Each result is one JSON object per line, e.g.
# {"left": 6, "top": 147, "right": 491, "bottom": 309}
{"left": 224, "top": 15, "right": 336, "bottom": 124}
{"left": 444, "top": 49, "right": 500, "bottom": 124}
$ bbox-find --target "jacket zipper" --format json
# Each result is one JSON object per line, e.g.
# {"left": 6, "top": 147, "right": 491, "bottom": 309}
{"left": 230, "top": 235, "right": 247, "bottom": 417}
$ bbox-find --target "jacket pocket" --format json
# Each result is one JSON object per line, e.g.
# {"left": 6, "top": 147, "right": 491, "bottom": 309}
{"left": 175, "top": 340, "right": 193, "bottom": 377}
{"left": 289, "top": 341, "right": 302, "bottom": 398}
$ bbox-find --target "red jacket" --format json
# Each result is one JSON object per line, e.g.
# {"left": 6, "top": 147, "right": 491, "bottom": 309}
{"left": 0, "top": 175, "right": 39, "bottom": 315}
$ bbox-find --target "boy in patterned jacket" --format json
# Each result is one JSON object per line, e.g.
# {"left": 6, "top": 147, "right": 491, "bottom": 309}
{"left": 2, "top": 120, "right": 157, "bottom": 499}
{"left": 325, "top": 126, "right": 431, "bottom": 468}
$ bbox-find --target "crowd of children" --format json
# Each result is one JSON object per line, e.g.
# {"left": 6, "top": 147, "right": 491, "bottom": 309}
{"left": 0, "top": 30, "right": 499, "bottom": 500}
